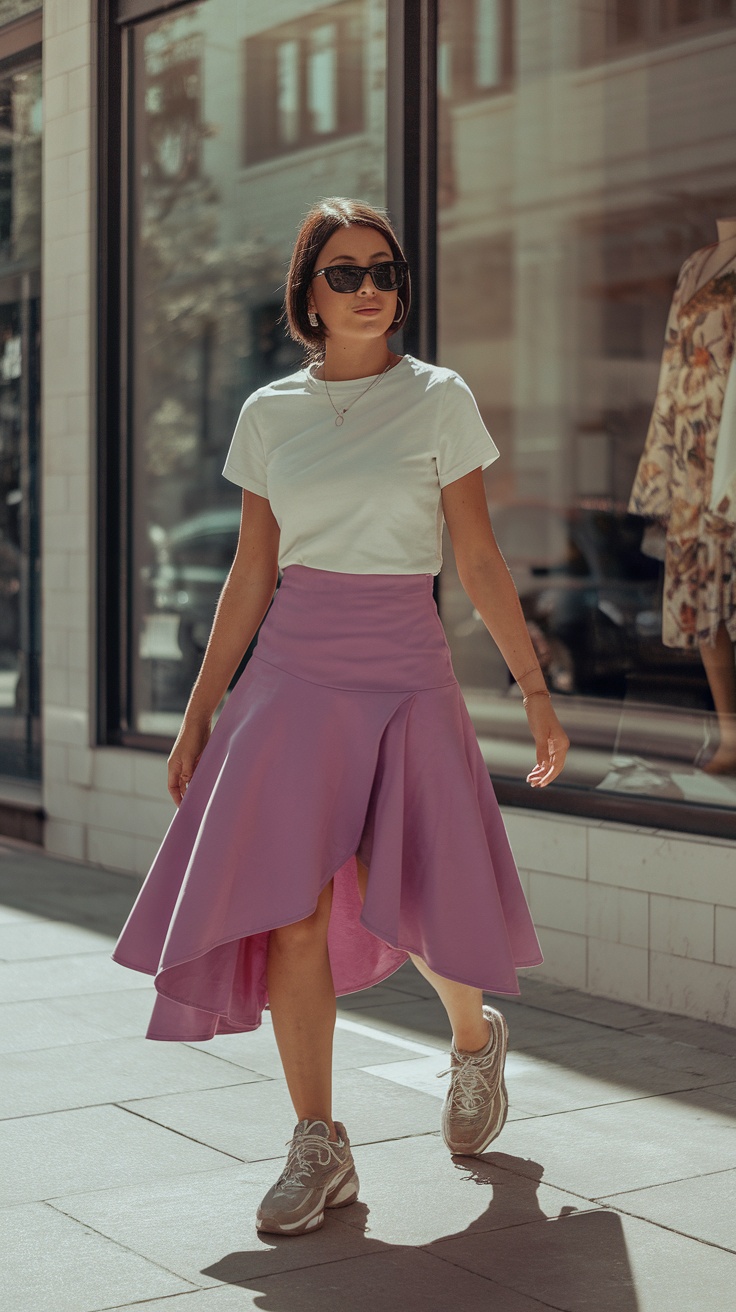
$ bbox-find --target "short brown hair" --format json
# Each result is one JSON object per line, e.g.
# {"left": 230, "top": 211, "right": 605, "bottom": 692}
{"left": 284, "top": 197, "right": 411, "bottom": 362}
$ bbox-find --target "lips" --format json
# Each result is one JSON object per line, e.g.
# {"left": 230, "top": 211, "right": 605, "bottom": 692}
{"left": 355, "top": 307, "right": 381, "bottom": 315}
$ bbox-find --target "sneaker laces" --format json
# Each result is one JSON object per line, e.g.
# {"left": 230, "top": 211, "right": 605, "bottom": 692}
{"left": 278, "top": 1130, "right": 345, "bottom": 1189}
{"left": 437, "top": 1045, "right": 496, "bottom": 1119}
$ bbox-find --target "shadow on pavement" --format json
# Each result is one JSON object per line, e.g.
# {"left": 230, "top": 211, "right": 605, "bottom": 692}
{"left": 203, "top": 1152, "right": 639, "bottom": 1311}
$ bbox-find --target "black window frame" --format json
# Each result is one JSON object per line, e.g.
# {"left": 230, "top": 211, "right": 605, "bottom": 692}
{"left": 99, "top": 0, "right": 736, "bottom": 840}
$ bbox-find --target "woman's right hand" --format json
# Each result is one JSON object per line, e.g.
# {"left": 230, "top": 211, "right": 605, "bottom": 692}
{"left": 168, "top": 713, "right": 212, "bottom": 807}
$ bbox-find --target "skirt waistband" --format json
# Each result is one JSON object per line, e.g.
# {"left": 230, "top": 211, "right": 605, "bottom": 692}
{"left": 253, "top": 564, "right": 455, "bottom": 691}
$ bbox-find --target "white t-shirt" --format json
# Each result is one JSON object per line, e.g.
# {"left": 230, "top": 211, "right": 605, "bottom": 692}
{"left": 221, "top": 352, "right": 499, "bottom": 575}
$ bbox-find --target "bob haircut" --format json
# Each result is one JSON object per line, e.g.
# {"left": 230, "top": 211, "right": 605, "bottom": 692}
{"left": 284, "top": 196, "right": 411, "bottom": 363}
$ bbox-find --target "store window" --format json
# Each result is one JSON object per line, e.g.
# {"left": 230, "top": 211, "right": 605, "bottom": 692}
{"left": 119, "top": 0, "right": 386, "bottom": 740}
{"left": 243, "top": 1, "right": 365, "bottom": 165}
{"left": 0, "top": 54, "right": 40, "bottom": 779}
{"left": 438, "top": 0, "right": 736, "bottom": 825}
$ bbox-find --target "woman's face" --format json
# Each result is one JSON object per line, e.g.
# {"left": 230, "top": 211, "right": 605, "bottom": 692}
{"left": 307, "top": 224, "right": 399, "bottom": 347}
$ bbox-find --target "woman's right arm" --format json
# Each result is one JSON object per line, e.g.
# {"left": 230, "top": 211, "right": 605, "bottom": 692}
{"left": 167, "top": 490, "right": 280, "bottom": 806}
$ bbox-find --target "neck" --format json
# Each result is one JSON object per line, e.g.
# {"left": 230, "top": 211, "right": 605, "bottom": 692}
{"left": 716, "top": 216, "right": 736, "bottom": 243}
{"left": 317, "top": 341, "right": 397, "bottom": 382}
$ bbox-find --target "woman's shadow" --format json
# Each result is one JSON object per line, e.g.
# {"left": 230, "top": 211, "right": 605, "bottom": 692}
{"left": 203, "top": 1151, "right": 639, "bottom": 1311}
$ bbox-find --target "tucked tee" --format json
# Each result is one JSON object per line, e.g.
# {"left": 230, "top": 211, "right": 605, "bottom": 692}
{"left": 221, "top": 352, "right": 499, "bottom": 575}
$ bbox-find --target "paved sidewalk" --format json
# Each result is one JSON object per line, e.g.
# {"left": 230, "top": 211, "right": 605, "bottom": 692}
{"left": 1, "top": 837, "right": 735, "bottom": 1312}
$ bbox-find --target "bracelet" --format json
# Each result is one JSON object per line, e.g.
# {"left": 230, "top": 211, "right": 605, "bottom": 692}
{"left": 522, "top": 690, "right": 551, "bottom": 708}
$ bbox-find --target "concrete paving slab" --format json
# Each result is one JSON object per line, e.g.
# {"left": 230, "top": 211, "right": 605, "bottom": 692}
{"left": 430, "top": 1205, "right": 736, "bottom": 1312}
{"left": 185, "top": 1017, "right": 429, "bottom": 1079}
{"left": 2, "top": 1201, "right": 194, "bottom": 1312}
{"left": 110, "top": 1293, "right": 266, "bottom": 1312}
{"left": 121, "top": 1068, "right": 445, "bottom": 1162}
{"left": 203, "top": 1247, "right": 553, "bottom": 1312}
{"left": 0, "top": 904, "right": 42, "bottom": 925}
{"left": 329, "top": 1136, "right": 596, "bottom": 1246}
{"left": 51, "top": 1160, "right": 382, "bottom": 1288}
{"left": 601, "top": 1168, "right": 736, "bottom": 1252}
{"left": 0, "top": 951, "right": 152, "bottom": 1004}
{"left": 628, "top": 1015, "right": 736, "bottom": 1058}
{"left": 510, "top": 978, "right": 657, "bottom": 1031}
{"left": 0, "top": 1104, "right": 236, "bottom": 1206}
{"left": 334, "top": 983, "right": 416, "bottom": 1010}
{"left": 478, "top": 1088, "right": 736, "bottom": 1198}
{"left": 349, "top": 994, "right": 607, "bottom": 1054}
{"left": 0, "top": 1036, "right": 265, "bottom": 1120}
{"left": 0, "top": 920, "right": 116, "bottom": 960}
{"left": 0, "top": 998, "right": 119, "bottom": 1054}
{"left": 497, "top": 1029, "right": 736, "bottom": 1117}
{"left": 49, "top": 985, "right": 159, "bottom": 1038}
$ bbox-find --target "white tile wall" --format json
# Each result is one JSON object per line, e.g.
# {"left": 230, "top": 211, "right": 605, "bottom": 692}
{"left": 503, "top": 807, "right": 736, "bottom": 1025}
{"left": 715, "top": 907, "right": 736, "bottom": 970}
{"left": 649, "top": 894, "right": 715, "bottom": 963}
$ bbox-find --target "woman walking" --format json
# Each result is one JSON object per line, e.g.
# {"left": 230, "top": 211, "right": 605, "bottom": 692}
{"left": 112, "top": 197, "right": 569, "bottom": 1237}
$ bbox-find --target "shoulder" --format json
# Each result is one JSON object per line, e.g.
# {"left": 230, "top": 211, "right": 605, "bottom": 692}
{"left": 401, "top": 354, "right": 472, "bottom": 400}
{"left": 235, "top": 367, "right": 311, "bottom": 421}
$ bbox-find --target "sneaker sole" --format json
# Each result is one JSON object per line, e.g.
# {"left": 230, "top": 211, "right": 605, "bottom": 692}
{"left": 443, "top": 1010, "right": 510, "bottom": 1156}
{"left": 255, "top": 1166, "right": 359, "bottom": 1237}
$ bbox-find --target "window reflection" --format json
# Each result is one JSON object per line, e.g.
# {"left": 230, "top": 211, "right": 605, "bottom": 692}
{"left": 244, "top": 1, "right": 365, "bottom": 165}
{"left": 438, "top": 0, "right": 736, "bottom": 809}
{"left": 0, "top": 61, "right": 40, "bottom": 780}
{"left": 130, "top": 0, "right": 385, "bottom": 736}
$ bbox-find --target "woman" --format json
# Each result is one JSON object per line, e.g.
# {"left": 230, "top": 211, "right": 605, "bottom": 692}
{"left": 112, "top": 197, "right": 569, "bottom": 1237}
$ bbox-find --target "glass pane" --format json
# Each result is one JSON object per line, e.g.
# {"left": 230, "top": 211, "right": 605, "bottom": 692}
{"left": 438, "top": 3, "right": 736, "bottom": 813}
{"left": 612, "top": 0, "right": 645, "bottom": 43}
{"left": 130, "top": 1, "right": 384, "bottom": 737}
{"left": 0, "top": 1, "right": 40, "bottom": 24}
{"left": 0, "top": 61, "right": 40, "bottom": 779}
{"left": 277, "top": 39, "right": 300, "bottom": 145}
{"left": 308, "top": 22, "right": 337, "bottom": 134}
{"left": 474, "top": 0, "right": 501, "bottom": 88}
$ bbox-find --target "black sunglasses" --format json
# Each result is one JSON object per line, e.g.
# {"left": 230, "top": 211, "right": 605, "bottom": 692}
{"left": 312, "top": 260, "right": 408, "bottom": 294}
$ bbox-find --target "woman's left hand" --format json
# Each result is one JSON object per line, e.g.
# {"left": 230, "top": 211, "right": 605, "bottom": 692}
{"left": 524, "top": 697, "right": 570, "bottom": 788}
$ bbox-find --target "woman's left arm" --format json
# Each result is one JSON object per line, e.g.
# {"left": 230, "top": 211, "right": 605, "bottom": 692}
{"left": 441, "top": 468, "right": 570, "bottom": 788}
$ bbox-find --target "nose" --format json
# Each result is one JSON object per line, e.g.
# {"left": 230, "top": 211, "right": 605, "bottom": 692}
{"left": 357, "top": 269, "right": 379, "bottom": 292}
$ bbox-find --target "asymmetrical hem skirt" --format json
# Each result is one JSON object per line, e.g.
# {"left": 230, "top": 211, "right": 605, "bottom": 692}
{"left": 112, "top": 564, "right": 543, "bottom": 1041}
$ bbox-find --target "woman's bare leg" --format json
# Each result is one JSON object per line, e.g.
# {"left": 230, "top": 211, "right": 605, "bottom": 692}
{"left": 699, "top": 623, "right": 736, "bottom": 773}
{"left": 355, "top": 856, "right": 490, "bottom": 1053}
{"left": 266, "top": 880, "right": 338, "bottom": 1139}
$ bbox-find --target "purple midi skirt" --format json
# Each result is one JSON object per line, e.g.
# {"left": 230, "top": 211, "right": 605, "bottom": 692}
{"left": 112, "top": 564, "right": 543, "bottom": 1041}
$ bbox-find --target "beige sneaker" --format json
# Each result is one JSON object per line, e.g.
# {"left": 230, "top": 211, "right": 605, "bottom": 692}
{"left": 439, "top": 1004, "right": 509, "bottom": 1155}
{"left": 256, "top": 1119, "right": 359, "bottom": 1236}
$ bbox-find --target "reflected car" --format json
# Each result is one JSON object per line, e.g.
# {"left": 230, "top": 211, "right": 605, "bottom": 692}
{"left": 454, "top": 502, "right": 708, "bottom": 703}
{"left": 141, "top": 506, "right": 257, "bottom": 707}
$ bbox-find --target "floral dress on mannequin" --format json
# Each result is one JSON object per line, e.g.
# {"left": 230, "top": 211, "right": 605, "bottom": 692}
{"left": 629, "top": 251, "right": 736, "bottom": 649}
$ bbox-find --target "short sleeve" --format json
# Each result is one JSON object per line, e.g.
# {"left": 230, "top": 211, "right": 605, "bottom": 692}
{"left": 436, "top": 372, "right": 500, "bottom": 488}
{"left": 222, "top": 392, "right": 269, "bottom": 496}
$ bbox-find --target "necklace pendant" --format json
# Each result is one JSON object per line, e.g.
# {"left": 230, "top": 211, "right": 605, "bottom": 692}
{"left": 335, "top": 413, "right": 345, "bottom": 427}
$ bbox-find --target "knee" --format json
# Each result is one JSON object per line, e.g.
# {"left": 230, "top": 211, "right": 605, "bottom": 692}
{"left": 270, "top": 902, "right": 330, "bottom": 956}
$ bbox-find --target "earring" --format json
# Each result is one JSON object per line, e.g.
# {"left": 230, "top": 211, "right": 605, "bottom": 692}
{"left": 392, "top": 296, "right": 405, "bottom": 323}
{"left": 308, "top": 310, "right": 319, "bottom": 327}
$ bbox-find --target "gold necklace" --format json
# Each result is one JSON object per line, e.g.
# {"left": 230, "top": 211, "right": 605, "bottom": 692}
{"left": 320, "top": 358, "right": 396, "bottom": 426}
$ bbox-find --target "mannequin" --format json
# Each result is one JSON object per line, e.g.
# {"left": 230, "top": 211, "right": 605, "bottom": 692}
{"left": 629, "top": 217, "right": 736, "bottom": 775}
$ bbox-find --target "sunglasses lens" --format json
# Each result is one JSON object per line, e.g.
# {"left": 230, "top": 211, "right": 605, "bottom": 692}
{"left": 323, "top": 263, "right": 406, "bottom": 293}
{"left": 326, "top": 267, "right": 362, "bottom": 292}
{"left": 372, "top": 262, "right": 404, "bottom": 291}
